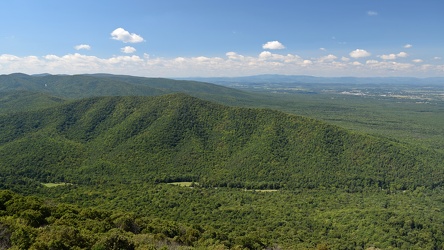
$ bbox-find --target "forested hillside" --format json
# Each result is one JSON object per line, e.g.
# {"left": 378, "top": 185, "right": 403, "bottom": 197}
{"left": 0, "top": 94, "right": 442, "bottom": 192}
{"left": 0, "top": 91, "right": 65, "bottom": 113}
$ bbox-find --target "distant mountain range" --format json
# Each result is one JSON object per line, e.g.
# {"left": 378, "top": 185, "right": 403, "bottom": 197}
{"left": 0, "top": 73, "right": 265, "bottom": 113}
{"left": 178, "top": 74, "right": 444, "bottom": 86}
{"left": 0, "top": 73, "right": 252, "bottom": 99}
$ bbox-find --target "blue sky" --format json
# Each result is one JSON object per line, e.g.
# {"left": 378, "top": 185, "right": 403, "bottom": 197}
{"left": 1, "top": 0, "right": 443, "bottom": 77}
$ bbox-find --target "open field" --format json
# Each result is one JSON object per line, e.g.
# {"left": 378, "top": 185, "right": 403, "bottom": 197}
{"left": 41, "top": 182, "right": 71, "bottom": 187}
{"left": 167, "top": 182, "right": 198, "bottom": 187}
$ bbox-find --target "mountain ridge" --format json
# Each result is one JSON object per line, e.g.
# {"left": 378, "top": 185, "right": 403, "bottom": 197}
{"left": 0, "top": 93, "right": 442, "bottom": 192}
{"left": 0, "top": 73, "right": 258, "bottom": 102}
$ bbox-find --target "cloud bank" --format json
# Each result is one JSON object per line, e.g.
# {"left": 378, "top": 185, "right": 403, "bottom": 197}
{"left": 1, "top": 49, "right": 443, "bottom": 77}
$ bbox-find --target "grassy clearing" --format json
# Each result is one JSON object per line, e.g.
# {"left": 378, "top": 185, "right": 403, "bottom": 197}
{"left": 167, "top": 182, "right": 198, "bottom": 187}
{"left": 254, "top": 189, "right": 279, "bottom": 192}
{"left": 42, "top": 182, "right": 71, "bottom": 188}
{"left": 244, "top": 189, "right": 279, "bottom": 192}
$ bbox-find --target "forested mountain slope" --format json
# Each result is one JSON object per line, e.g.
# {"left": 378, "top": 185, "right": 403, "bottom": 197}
{"left": 0, "top": 91, "right": 65, "bottom": 113}
{"left": 0, "top": 94, "right": 442, "bottom": 192}
{"left": 0, "top": 73, "right": 257, "bottom": 105}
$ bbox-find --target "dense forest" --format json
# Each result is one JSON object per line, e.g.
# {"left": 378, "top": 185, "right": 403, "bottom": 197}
{"left": 1, "top": 74, "right": 444, "bottom": 249}
{"left": 2, "top": 186, "right": 444, "bottom": 250}
{"left": 1, "top": 94, "right": 442, "bottom": 192}
{"left": 0, "top": 189, "right": 230, "bottom": 250}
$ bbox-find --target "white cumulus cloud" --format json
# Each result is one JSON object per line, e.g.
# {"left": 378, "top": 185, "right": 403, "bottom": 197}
{"left": 379, "top": 52, "right": 408, "bottom": 60}
{"left": 262, "top": 41, "right": 285, "bottom": 50}
{"left": 380, "top": 54, "right": 397, "bottom": 60}
{"left": 226, "top": 52, "right": 245, "bottom": 60}
{"left": 121, "top": 46, "right": 136, "bottom": 54}
{"left": 111, "top": 28, "right": 144, "bottom": 43}
{"left": 349, "top": 49, "right": 371, "bottom": 58}
{"left": 0, "top": 54, "right": 20, "bottom": 61}
{"left": 397, "top": 52, "right": 408, "bottom": 58}
{"left": 318, "top": 54, "right": 337, "bottom": 63}
{"left": 259, "top": 51, "right": 273, "bottom": 59}
{"left": 412, "top": 59, "right": 423, "bottom": 63}
{"left": 74, "top": 44, "right": 91, "bottom": 50}
{"left": 257, "top": 51, "right": 302, "bottom": 63}
{"left": 404, "top": 44, "right": 413, "bottom": 49}
{"left": 366, "top": 60, "right": 379, "bottom": 65}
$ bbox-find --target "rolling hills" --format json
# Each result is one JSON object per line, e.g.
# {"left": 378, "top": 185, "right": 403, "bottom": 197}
{"left": 2, "top": 73, "right": 444, "bottom": 249}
